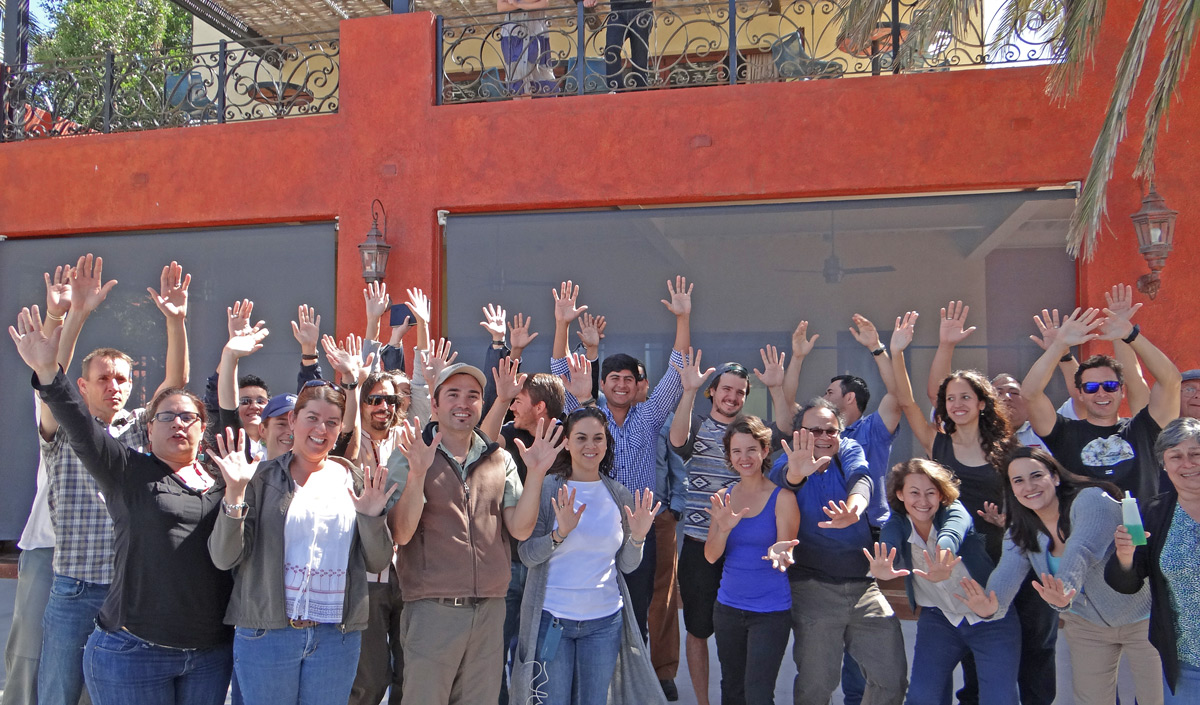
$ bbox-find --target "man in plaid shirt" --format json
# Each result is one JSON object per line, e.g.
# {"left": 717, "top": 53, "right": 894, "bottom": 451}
{"left": 34, "top": 256, "right": 190, "bottom": 705}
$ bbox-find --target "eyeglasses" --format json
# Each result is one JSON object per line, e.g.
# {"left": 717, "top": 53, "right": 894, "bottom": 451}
{"left": 802, "top": 427, "right": 840, "bottom": 438}
{"left": 238, "top": 396, "right": 269, "bottom": 407}
{"left": 366, "top": 394, "right": 401, "bottom": 407}
{"left": 1081, "top": 381, "right": 1121, "bottom": 394}
{"left": 153, "top": 411, "right": 201, "bottom": 424}
{"left": 1182, "top": 385, "right": 1200, "bottom": 398}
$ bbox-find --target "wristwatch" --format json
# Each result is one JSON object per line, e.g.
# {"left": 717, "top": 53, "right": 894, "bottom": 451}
{"left": 1122, "top": 324, "right": 1141, "bottom": 345}
{"left": 871, "top": 345, "right": 886, "bottom": 357}
{"left": 341, "top": 380, "right": 359, "bottom": 391}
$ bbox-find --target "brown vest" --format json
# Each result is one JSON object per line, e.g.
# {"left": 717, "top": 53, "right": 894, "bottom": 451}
{"left": 398, "top": 441, "right": 513, "bottom": 600}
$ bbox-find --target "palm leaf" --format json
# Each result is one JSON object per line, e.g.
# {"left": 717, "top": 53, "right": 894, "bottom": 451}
{"left": 836, "top": 0, "right": 892, "bottom": 54}
{"left": 1047, "top": 0, "right": 1111, "bottom": 98}
{"left": 1135, "top": 0, "right": 1200, "bottom": 180}
{"left": 1066, "top": 0, "right": 1161, "bottom": 258}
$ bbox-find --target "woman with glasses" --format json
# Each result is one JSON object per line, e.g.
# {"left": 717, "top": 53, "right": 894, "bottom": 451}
{"left": 12, "top": 305, "right": 236, "bottom": 705}
{"left": 208, "top": 364, "right": 397, "bottom": 705}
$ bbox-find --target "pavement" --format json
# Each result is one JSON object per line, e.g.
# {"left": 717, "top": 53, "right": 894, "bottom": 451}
{"left": 0, "top": 577, "right": 1141, "bottom": 704}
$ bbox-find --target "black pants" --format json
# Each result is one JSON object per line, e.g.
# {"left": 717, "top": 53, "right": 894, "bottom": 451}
{"left": 958, "top": 571, "right": 1057, "bottom": 705}
{"left": 713, "top": 602, "right": 791, "bottom": 705}
{"left": 623, "top": 524, "right": 656, "bottom": 643}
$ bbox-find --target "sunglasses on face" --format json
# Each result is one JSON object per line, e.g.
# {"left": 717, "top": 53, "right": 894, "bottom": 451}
{"left": 803, "top": 427, "right": 840, "bottom": 438}
{"left": 153, "top": 411, "right": 201, "bottom": 424}
{"left": 1081, "top": 381, "right": 1121, "bottom": 394}
{"left": 238, "top": 397, "right": 269, "bottom": 407}
{"left": 366, "top": 394, "right": 401, "bottom": 407}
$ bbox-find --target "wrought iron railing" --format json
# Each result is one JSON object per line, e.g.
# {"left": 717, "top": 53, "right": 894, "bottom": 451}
{"left": 438, "top": 0, "right": 1065, "bottom": 104}
{"left": 1, "top": 31, "right": 339, "bottom": 142}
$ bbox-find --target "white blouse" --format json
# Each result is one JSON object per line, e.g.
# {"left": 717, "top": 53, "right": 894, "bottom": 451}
{"left": 283, "top": 466, "right": 357, "bottom": 623}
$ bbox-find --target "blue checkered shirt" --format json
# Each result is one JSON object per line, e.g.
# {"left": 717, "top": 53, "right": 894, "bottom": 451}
{"left": 41, "top": 408, "right": 148, "bottom": 584}
{"left": 552, "top": 349, "right": 684, "bottom": 494}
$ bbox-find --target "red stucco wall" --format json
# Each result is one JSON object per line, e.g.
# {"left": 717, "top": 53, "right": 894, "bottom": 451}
{"left": 0, "top": 0, "right": 1195, "bottom": 368}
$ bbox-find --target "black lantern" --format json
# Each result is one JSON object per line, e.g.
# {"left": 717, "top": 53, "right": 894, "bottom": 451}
{"left": 1130, "top": 184, "right": 1177, "bottom": 300}
{"left": 359, "top": 199, "right": 392, "bottom": 284}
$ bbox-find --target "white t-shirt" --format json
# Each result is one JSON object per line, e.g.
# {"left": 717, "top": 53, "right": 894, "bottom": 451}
{"left": 20, "top": 393, "right": 55, "bottom": 550}
{"left": 543, "top": 480, "right": 624, "bottom": 621}
{"left": 283, "top": 467, "right": 356, "bottom": 623}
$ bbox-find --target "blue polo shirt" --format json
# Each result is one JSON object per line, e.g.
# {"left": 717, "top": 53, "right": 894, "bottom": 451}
{"left": 841, "top": 411, "right": 899, "bottom": 527}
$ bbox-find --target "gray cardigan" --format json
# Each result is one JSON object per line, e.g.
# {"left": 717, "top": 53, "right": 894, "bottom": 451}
{"left": 510, "top": 474, "right": 666, "bottom": 705}
{"left": 208, "top": 453, "right": 394, "bottom": 632}
{"left": 985, "top": 487, "right": 1151, "bottom": 625}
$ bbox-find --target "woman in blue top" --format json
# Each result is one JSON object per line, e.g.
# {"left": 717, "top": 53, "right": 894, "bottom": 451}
{"left": 959, "top": 447, "right": 1161, "bottom": 705}
{"left": 705, "top": 416, "right": 799, "bottom": 705}
{"left": 865, "top": 459, "right": 1018, "bottom": 705}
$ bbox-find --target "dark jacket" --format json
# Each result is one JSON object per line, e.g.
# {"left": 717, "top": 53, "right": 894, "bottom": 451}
{"left": 879, "top": 500, "right": 994, "bottom": 611}
{"left": 1105, "top": 489, "right": 1184, "bottom": 693}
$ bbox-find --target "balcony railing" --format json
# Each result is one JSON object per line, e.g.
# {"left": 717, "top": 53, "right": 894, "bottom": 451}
{"left": 1, "top": 32, "right": 339, "bottom": 142}
{"left": 438, "top": 0, "right": 1065, "bottom": 104}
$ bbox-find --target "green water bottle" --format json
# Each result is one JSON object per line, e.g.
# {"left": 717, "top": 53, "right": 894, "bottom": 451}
{"left": 1122, "top": 494, "right": 1148, "bottom": 546}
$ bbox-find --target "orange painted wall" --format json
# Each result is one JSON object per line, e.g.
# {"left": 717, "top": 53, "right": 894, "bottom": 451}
{"left": 0, "top": 0, "right": 1195, "bottom": 369}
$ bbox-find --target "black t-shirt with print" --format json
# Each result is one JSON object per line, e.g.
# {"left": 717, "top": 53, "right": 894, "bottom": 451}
{"left": 1039, "top": 406, "right": 1163, "bottom": 501}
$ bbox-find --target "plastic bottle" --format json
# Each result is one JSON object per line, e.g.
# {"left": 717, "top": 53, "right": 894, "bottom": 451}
{"left": 1122, "top": 494, "right": 1148, "bottom": 547}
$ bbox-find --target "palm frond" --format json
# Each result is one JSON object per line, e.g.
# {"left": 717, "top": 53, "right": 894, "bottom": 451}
{"left": 1135, "top": 0, "right": 1200, "bottom": 180}
{"left": 1067, "top": 0, "right": 1161, "bottom": 259}
{"left": 836, "top": 0, "right": 892, "bottom": 55}
{"left": 1047, "top": 0, "right": 1110, "bottom": 99}
{"left": 897, "top": 0, "right": 971, "bottom": 70}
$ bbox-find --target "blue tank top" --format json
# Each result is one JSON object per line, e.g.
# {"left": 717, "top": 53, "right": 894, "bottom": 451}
{"left": 716, "top": 486, "right": 792, "bottom": 613}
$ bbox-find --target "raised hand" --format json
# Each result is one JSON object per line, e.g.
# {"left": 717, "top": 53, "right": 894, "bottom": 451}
{"left": 625, "top": 489, "right": 660, "bottom": 541}
{"left": 480, "top": 303, "right": 506, "bottom": 342}
{"left": 1104, "top": 284, "right": 1142, "bottom": 325}
{"left": 976, "top": 501, "right": 1006, "bottom": 528}
{"left": 939, "top": 300, "right": 976, "bottom": 345}
{"left": 69, "top": 253, "right": 117, "bottom": 314}
{"left": 512, "top": 417, "right": 564, "bottom": 476}
{"left": 149, "top": 261, "right": 191, "bottom": 319}
{"left": 1056, "top": 307, "right": 1103, "bottom": 348}
{"left": 913, "top": 548, "right": 962, "bottom": 582}
{"left": 420, "top": 338, "right": 457, "bottom": 382}
{"left": 1029, "top": 308, "right": 1062, "bottom": 351}
{"left": 563, "top": 353, "right": 592, "bottom": 400}
{"left": 364, "top": 281, "right": 390, "bottom": 321}
{"left": 1098, "top": 305, "right": 1137, "bottom": 342}
{"left": 396, "top": 417, "right": 441, "bottom": 476}
{"left": 1112, "top": 525, "right": 1148, "bottom": 569}
{"left": 492, "top": 356, "right": 527, "bottom": 403}
{"left": 849, "top": 313, "right": 883, "bottom": 350}
{"left": 862, "top": 542, "right": 912, "bottom": 581}
{"left": 764, "top": 539, "right": 799, "bottom": 572}
{"left": 44, "top": 264, "right": 74, "bottom": 319}
{"left": 508, "top": 313, "right": 539, "bottom": 357}
{"left": 552, "top": 281, "right": 588, "bottom": 323}
{"left": 323, "top": 333, "right": 373, "bottom": 385}
{"left": 225, "top": 322, "right": 269, "bottom": 359}
{"left": 891, "top": 311, "right": 919, "bottom": 353}
{"left": 661, "top": 276, "right": 693, "bottom": 317}
{"left": 576, "top": 313, "right": 606, "bottom": 353}
{"left": 9, "top": 306, "right": 64, "bottom": 380}
{"left": 210, "top": 427, "right": 260, "bottom": 495}
{"left": 552, "top": 485, "right": 585, "bottom": 538}
{"left": 672, "top": 347, "right": 715, "bottom": 392}
{"left": 405, "top": 288, "right": 431, "bottom": 325}
{"left": 707, "top": 489, "right": 747, "bottom": 534}
{"left": 227, "top": 299, "right": 259, "bottom": 338}
{"left": 753, "top": 345, "right": 787, "bottom": 389}
{"left": 953, "top": 577, "right": 999, "bottom": 618}
{"left": 781, "top": 429, "right": 832, "bottom": 483}
{"left": 791, "top": 320, "right": 819, "bottom": 358}
{"left": 349, "top": 463, "right": 398, "bottom": 517}
{"left": 1031, "top": 573, "right": 1077, "bottom": 609}
{"left": 818, "top": 500, "right": 861, "bottom": 529}
{"left": 291, "top": 304, "right": 321, "bottom": 353}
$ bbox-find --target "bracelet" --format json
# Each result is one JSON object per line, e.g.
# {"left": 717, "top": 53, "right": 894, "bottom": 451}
{"left": 45, "top": 311, "right": 65, "bottom": 322}
{"left": 630, "top": 535, "right": 646, "bottom": 546}
{"left": 1059, "top": 352, "right": 1074, "bottom": 363}
{"left": 301, "top": 353, "right": 319, "bottom": 361}
{"left": 1122, "top": 324, "right": 1141, "bottom": 345}
{"left": 222, "top": 500, "right": 248, "bottom": 517}
{"left": 577, "top": 397, "right": 597, "bottom": 407}
{"left": 871, "top": 345, "right": 886, "bottom": 357}
{"left": 551, "top": 529, "right": 564, "bottom": 546}
{"left": 492, "top": 340, "right": 506, "bottom": 348}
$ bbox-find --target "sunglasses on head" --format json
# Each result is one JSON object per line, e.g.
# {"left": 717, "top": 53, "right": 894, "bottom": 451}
{"left": 1081, "top": 380, "right": 1121, "bottom": 394}
{"left": 366, "top": 394, "right": 401, "bottom": 407}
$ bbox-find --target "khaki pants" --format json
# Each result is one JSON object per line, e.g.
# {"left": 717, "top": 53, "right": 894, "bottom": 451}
{"left": 1061, "top": 613, "right": 1163, "bottom": 705}
{"left": 648, "top": 512, "right": 681, "bottom": 680}
{"left": 400, "top": 597, "right": 506, "bottom": 705}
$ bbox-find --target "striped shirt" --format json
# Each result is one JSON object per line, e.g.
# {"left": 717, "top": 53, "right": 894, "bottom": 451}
{"left": 41, "top": 409, "right": 148, "bottom": 584}
{"left": 552, "top": 349, "right": 684, "bottom": 494}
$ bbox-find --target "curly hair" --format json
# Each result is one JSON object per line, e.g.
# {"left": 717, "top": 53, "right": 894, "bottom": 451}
{"left": 935, "top": 370, "right": 1014, "bottom": 469}
{"left": 548, "top": 407, "right": 615, "bottom": 479}
{"left": 722, "top": 416, "right": 773, "bottom": 475}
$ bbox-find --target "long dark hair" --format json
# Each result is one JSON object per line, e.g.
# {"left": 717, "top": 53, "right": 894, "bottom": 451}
{"left": 548, "top": 407, "right": 615, "bottom": 479}
{"left": 936, "top": 370, "right": 1014, "bottom": 468}
{"left": 1002, "top": 446, "right": 1123, "bottom": 554}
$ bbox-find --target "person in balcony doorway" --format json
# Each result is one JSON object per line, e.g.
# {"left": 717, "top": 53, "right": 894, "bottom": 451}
{"left": 603, "top": 0, "right": 653, "bottom": 89}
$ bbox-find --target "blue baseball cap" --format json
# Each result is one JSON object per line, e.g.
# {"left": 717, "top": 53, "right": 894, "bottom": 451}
{"left": 262, "top": 393, "right": 297, "bottom": 420}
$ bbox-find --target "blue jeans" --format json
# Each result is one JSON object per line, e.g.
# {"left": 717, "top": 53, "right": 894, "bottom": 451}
{"left": 535, "top": 609, "right": 623, "bottom": 705}
{"left": 603, "top": 2, "right": 653, "bottom": 89}
{"left": 841, "top": 650, "right": 866, "bottom": 705}
{"left": 1166, "top": 662, "right": 1200, "bottom": 705}
{"left": 712, "top": 602, "right": 791, "bottom": 705}
{"left": 83, "top": 627, "right": 232, "bottom": 705}
{"left": 500, "top": 560, "right": 528, "bottom": 705}
{"left": 906, "top": 608, "right": 1020, "bottom": 705}
{"left": 39, "top": 574, "right": 109, "bottom": 705}
{"left": 234, "top": 624, "right": 362, "bottom": 705}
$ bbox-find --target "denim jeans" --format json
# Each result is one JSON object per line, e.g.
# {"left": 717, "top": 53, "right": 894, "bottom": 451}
{"left": 603, "top": 1, "right": 653, "bottom": 89}
{"left": 2, "top": 547, "right": 54, "bottom": 705}
{"left": 957, "top": 575, "right": 1056, "bottom": 705}
{"left": 500, "top": 560, "right": 529, "bottom": 705}
{"left": 535, "top": 609, "right": 623, "bottom": 705}
{"left": 39, "top": 574, "right": 109, "bottom": 705}
{"left": 234, "top": 624, "right": 362, "bottom": 705}
{"left": 1166, "top": 662, "right": 1200, "bottom": 705}
{"left": 712, "top": 602, "right": 791, "bottom": 705}
{"left": 905, "top": 607, "right": 1020, "bottom": 705}
{"left": 82, "top": 627, "right": 232, "bottom": 705}
{"left": 840, "top": 650, "right": 865, "bottom": 705}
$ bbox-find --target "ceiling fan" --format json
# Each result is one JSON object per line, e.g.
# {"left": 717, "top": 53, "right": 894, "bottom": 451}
{"left": 776, "top": 212, "right": 896, "bottom": 284}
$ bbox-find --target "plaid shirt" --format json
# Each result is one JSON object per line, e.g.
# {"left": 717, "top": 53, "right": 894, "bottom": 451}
{"left": 552, "top": 349, "right": 684, "bottom": 494}
{"left": 41, "top": 408, "right": 148, "bottom": 584}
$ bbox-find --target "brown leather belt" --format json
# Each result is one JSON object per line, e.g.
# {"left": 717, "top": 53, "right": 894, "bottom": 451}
{"left": 434, "top": 597, "right": 483, "bottom": 607}
{"left": 288, "top": 618, "right": 319, "bottom": 629}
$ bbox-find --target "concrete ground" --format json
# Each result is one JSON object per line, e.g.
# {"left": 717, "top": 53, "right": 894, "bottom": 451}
{"left": 0, "top": 577, "right": 1141, "bottom": 704}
